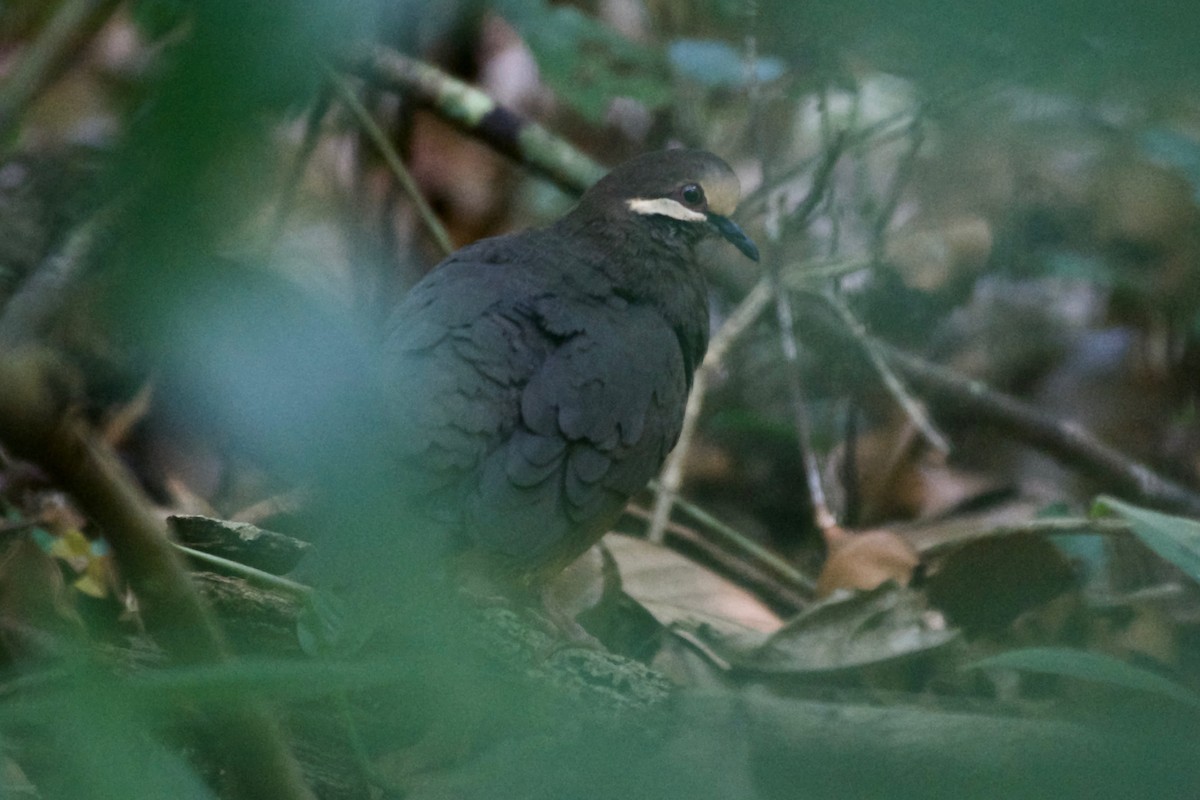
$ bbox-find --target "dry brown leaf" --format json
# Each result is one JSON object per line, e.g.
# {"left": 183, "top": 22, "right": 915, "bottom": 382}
{"left": 602, "top": 532, "right": 783, "bottom": 634}
{"left": 816, "top": 526, "right": 919, "bottom": 598}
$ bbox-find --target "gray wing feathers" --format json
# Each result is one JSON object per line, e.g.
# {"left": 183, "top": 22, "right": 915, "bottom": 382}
{"left": 384, "top": 256, "right": 688, "bottom": 563}
{"left": 477, "top": 303, "right": 686, "bottom": 558}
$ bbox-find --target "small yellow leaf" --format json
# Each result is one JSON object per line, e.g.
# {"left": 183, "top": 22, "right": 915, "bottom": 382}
{"left": 48, "top": 528, "right": 92, "bottom": 569}
{"left": 73, "top": 572, "right": 108, "bottom": 599}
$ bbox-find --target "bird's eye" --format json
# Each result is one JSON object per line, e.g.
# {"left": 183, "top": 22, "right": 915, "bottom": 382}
{"left": 679, "top": 183, "right": 705, "bottom": 207}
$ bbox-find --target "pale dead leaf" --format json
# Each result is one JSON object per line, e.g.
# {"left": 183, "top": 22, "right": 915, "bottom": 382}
{"left": 603, "top": 532, "right": 783, "bottom": 634}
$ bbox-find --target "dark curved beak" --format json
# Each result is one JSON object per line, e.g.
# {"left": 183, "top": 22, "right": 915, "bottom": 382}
{"left": 707, "top": 213, "right": 760, "bottom": 262}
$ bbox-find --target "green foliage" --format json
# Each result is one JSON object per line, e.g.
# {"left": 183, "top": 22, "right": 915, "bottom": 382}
{"left": 128, "top": 0, "right": 189, "bottom": 39}
{"left": 494, "top": 0, "right": 672, "bottom": 121}
{"left": 295, "top": 590, "right": 377, "bottom": 657}
{"left": 968, "top": 646, "right": 1200, "bottom": 710}
{"left": 762, "top": 0, "right": 1200, "bottom": 95}
{"left": 1093, "top": 496, "right": 1200, "bottom": 584}
{"left": 0, "top": 657, "right": 430, "bottom": 799}
{"left": 1, "top": 665, "right": 213, "bottom": 799}
{"left": 7, "top": 0, "right": 1200, "bottom": 797}
{"left": 1043, "top": 251, "right": 1118, "bottom": 287}
{"left": 1140, "top": 129, "right": 1200, "bottom": 203}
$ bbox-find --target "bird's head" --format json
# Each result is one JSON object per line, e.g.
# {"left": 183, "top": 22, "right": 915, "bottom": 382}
{"left": 573, "top": 149, "right": 760, "bottom": 262}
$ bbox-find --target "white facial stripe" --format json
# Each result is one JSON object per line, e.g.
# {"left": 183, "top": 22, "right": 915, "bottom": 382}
{"left": 627, "top": 197, "right": 707, "bottom": 223}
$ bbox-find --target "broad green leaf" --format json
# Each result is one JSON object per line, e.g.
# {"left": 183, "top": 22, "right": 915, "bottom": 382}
{"left": 968, "top": 646, "right": 1200, "bottom": 710}
{"left": 1092, "top": 495, "right": 1200, "bottom": 583}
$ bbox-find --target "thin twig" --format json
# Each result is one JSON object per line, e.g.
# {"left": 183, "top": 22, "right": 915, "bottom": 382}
{"left": 648, "top": 278, "right": 773, "bottom": 544}
{"left": 739, "top": 80, "right": 986, "bottom": 218}
{"left": 626, "top": 503, "right": 810, "bottom": 612}
{"left": 327, "top": 69, "right": 453, "bottom": 258}
{"left": 821, "top": 291, "right": 950, "bottom": 454}
{"left": 778, "top": 132, "right": 847, "bottom": 239}
{"left": 783, "top": 257, "right": 874, "bottom": 285}
{"left": 839, "top": 401, "right": 861, "bottom": 525}
{"left": 772, "top": 281, "right": 837, "bottom": 531}
{"left": 648, "top": 485, "right": 817, "bottom": 596}
{"left": 174, "top": 544, "right": 313, "bottom": 598}
{"left": 768, "top": 139, "right": 847, "bottom": 533}
{"left": 0, "top": 0, "right": 121, "bottom": 142}
{"left": 868, "top": 118, "right": 925, "bottom": 262}
{"left": 815, "top": 86, "right": 845, "bottom": 257}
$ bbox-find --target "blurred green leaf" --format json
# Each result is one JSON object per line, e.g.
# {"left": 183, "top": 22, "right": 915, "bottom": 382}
{"left": 1139, "top": 129, "right": 1200, "bottom": 203}
{"left": 1092, "top": 495, "right": 1200, "bottom": 583}
{"left": 1, "top": 669, "right": 216, "bottom": 799}
{"left": 762, "top": 0, "right": 1200, "bottom": 96}
{"left": 968, "top": 646, "right": 1200, "bottom": 710}
{"left": 1036, "top": 502, "right": 1075, "bottom": 518}
{"left": 496, "top": 0, "right": 671, "bottom": 121}
{"left": 129, "top": 0, "right": 189, "bottom": 39}
{"left": 2, "top": 659, "right": 412, "bottom": 724}
{"left": 668, "top": 39, "right": 785, "bottom": 88}
{"left": 1044, "top": 250, "right": 1117, "bottom": 286}
{"left": 295, "top": 589, "right": 377, "bottom": 657}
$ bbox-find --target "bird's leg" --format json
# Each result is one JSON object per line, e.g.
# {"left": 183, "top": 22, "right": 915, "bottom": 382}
{"left": 537, "top": 582, "right": 605, "bottom": 650}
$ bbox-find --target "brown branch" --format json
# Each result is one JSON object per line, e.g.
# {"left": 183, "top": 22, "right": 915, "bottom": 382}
{"left": 0, "top": 350, "right": 315, "bottom": 800}
{"left": 0, "top": 0, "right": 121, "bottom": 141}
{"left": 169, "top": 515, "right": 312, "bottom": 576}
{"left": 822, "top": 290, "right": 949, "bottom": 454}
{"left": 792, "top": 292, "right": 1200, "bottom": 518}
{"left": 346, "top": 45, "right": 605, "bottom": 197}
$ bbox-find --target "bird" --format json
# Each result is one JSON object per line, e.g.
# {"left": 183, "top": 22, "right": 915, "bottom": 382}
{"left": 381, "top": 149, "right": 758, "bottom": 586}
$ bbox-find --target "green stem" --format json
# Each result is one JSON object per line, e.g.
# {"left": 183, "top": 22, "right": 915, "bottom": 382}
{"left": 326, "top": 67, "right": 454, "bottom": 257}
